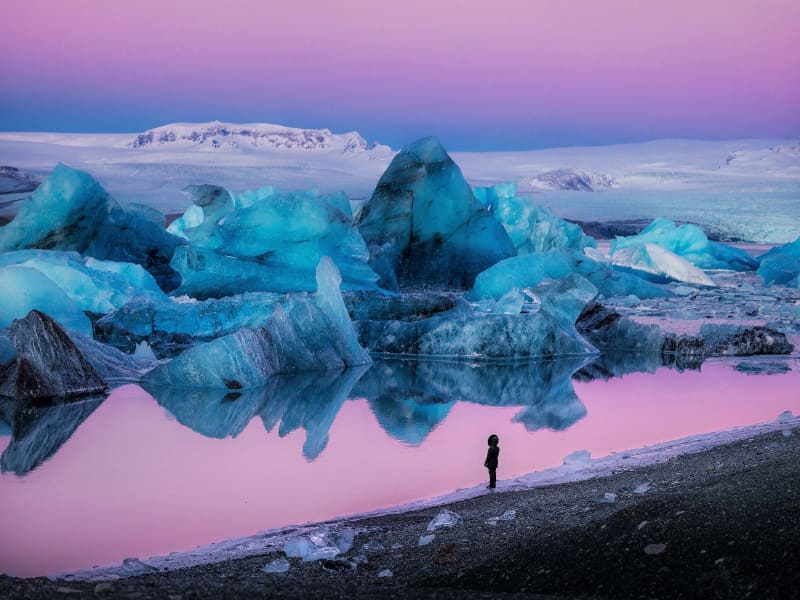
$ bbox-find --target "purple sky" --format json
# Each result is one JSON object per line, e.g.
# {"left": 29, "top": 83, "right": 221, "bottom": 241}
{"left": 2, "top": 0, "right": 799, "bottom": 150}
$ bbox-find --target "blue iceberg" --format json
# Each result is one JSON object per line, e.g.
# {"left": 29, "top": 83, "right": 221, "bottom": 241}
{"left": 0, "top": 164, "right": 184, "bottom": 290}
{"left": 0, "top": 250, "right": 167, "bottom": 315}
{"left": 169, "top": 184, "right": 379, "bottom": 298}
{"left": 611, "top": 243, "right": 715, "bottom": 286}
{"left": 144, "top": 258, "right": 371, "bottom": 388}
{"left": 356, "top": 137, "right": 515, "bottom": 289}
{"left": 0, "top": 266, "right": 93, "bottom": 336}
{"left": 757, "top": 236, "right": 800, "bottom": 286}
{"left": 467, "top": 250, "right": 668, "bottom": 303}
{"left": 610, "top": 218, "right": 758, "bottom": 271}
{"left": 474, "top": 183, "right": 595, "bottom": 254}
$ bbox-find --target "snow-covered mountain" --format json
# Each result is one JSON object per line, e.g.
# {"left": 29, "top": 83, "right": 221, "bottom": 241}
{"left": 129, "top": 121, "right": 389, "bottom": 154}
{"left": 527, "top": 168, "right": 617, "bottom": 192}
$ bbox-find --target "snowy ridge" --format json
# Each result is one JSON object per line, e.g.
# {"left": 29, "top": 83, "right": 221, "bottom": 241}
{"left": 129, "top": 121, "right": 387, "bottom": 153}
{"left": 59, "top": 413, "right": 798, "bottom": 581}
{"left": 527, "top": 168, "right": 617, "bottom": 192}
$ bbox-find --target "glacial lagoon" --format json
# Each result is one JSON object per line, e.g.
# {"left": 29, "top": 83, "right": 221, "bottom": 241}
{"left": 1, "top": 356, "right": 798, "bottom": 577}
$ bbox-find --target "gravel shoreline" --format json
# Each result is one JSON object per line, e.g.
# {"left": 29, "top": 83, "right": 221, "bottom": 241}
{"left": 3, "top": 424, "right": 799, "bottom": 599}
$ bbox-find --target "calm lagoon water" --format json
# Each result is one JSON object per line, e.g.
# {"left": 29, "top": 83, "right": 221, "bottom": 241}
{"left": 1, "top": 357, "right": 798, "bottom": 577}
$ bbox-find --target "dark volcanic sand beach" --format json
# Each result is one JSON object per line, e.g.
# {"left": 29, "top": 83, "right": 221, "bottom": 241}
{"left": 2, "top": 425, "right": 798, "bottom": 600}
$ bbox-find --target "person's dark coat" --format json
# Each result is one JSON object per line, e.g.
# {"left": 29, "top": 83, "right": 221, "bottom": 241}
{"left": 484, "top": 445, "right": 499, "bottom": 469}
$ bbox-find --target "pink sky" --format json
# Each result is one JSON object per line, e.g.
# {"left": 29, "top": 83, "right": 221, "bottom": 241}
{"left": 2, "top": 0, "right": 799, "bottom": 148}
{"left": 1, "top": 363, "right": 797, "bottom": 577}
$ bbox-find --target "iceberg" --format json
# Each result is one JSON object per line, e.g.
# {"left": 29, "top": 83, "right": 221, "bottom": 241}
{"left": 144, "top": 258, "right": 371, "bottom": 388}
{"left": 474, "top": 182, "right": 595, "bottom": 254}
{"left": 757, "top": 236, "right": 800, "bottom": 286}
{"left": 467, "top": 250, "right": 668, "bottom": 303}
{"left": 611, "top": 243, "right": 715, "bottom": 286}
{"left": 356, "top": 137, "right": 515, "bottom": 289}
{"left": 610, "top": 218, "right": 758, "bottom": 271}
{"left": 0, "top": 266, "right": 93, "bottom": 336}
{"left": 0, "top": 310, "right": 107, "bottom": 400}
{"left": 0, "top": 164, "right": 184, "bottom": 290}
{"left": 169, "top": 184, "right": 380, "bottom": 298}
{"left": 0, "top": 250, "right": 167, "bottom": 314}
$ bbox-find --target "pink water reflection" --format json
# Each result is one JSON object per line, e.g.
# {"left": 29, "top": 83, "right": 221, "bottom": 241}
{"left": 1, "top": 361, "right": 797, "bottom": 577}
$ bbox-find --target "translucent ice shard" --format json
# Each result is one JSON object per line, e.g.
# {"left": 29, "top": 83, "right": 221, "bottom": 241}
{"left": 0, "top": 164, "right": 184, "bottom": 290}
{"left": 611, "top": 243, "right": 715, "bottom": 285}
{"left": 427, "top": 509, "right": 462, "bottom": 532}
{"left": 144, "top": 258, "right": 371, "bottom": 388}
{"left": 611, "top": 218, "right": 758, "bottom": 271}
{"left": 474, "top": 182, "right": 595, "bottom": 254}
{"left": 262, "top": 557, "right": 290, "bottom": 574}
{"left": 356, "top": 137, "right": 515, "bottom": 289}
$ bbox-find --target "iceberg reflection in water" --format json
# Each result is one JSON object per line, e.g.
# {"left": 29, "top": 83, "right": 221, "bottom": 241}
{"left": 1, "top": 355, "right": 799, "bottom": 578}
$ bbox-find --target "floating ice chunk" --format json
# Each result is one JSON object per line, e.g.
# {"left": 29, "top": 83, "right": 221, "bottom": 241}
{"left": 633, "top": 481, "right": 652, "bottom": 494}
{"left": 758, "top": 236, "right": 800, "bottom": 285}
{"left": 0, "top": 266, "right": 92, "bottom": 336}
{"left": 564, "top": 449, "right": 591, "bottom": 465}
{"left": 262, "top": 557, "right": 290, "bottom": 574}
{"left": 170, "top": 183, "right": 379, "bottom": 298}
{"left": 777, "top": 410, "right": 794, "bottom": 423}
{"left": 611, "top": 218, "right": 758, "bottom": 271}
{"left": 611, "top": 243, "right": 715, "bottom": 286}
{"left": 356, "top": 137, "right": 515, "bottom": 289}
{"left": 418, "top": 534, "right": 435, "bottom": 546}
{"left": 782, "top": 429, "right": 793, "bottom": 437}
{"left": 0, "top": 250, "right": 167, "bottom": 315}
{"left": 0, "top": 164, "right": 183, "bottom": 290}
{"left": 377, "top": 569, "right": 393, "bottom": 578}
{"left": 673, "top": 285, "right": 696, "bottom": 297}
{"left": 427, "top": 509, "right": 462, "bottom": 532}
{"left": 468, "top": 250, "right": 668, "bottom": 304}
{"left": 143, "top": 259, "right": 371, "bottom": 388}
{"left": 474, "top": 182, "right": 595, "bottom": 254}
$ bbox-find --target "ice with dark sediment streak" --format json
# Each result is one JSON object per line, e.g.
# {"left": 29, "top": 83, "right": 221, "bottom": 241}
{"left": 356, "top": 136, "right": 515, "bottom": 290}
{"left": 0, "top": 164, "right": 184, "bottom": 290}
{"left": 473, "top": 182, "right": 595, "bottom": 254}
{"left": 144, "top": 258, "right": 371, "bottom": 389}
{"left": 0, "top": 310, "right": 107, "bottom": 400}
{"left": 610, "top": 218, "right": 758, "bottom": 271}
{"left": 757, "top": 235, "right": 800, "bottom": 286}
{"left": 169, "top": 183, "right": 380, "bottom": 298}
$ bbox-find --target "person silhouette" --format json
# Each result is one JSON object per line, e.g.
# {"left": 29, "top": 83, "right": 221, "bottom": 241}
{"left": 484, "top": 434, "right": 499, "bottom": 489}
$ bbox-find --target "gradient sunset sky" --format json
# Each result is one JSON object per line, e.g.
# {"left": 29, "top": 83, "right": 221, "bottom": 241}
{"left": 2, "top": 0, "right": 799, "bottom": 150}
